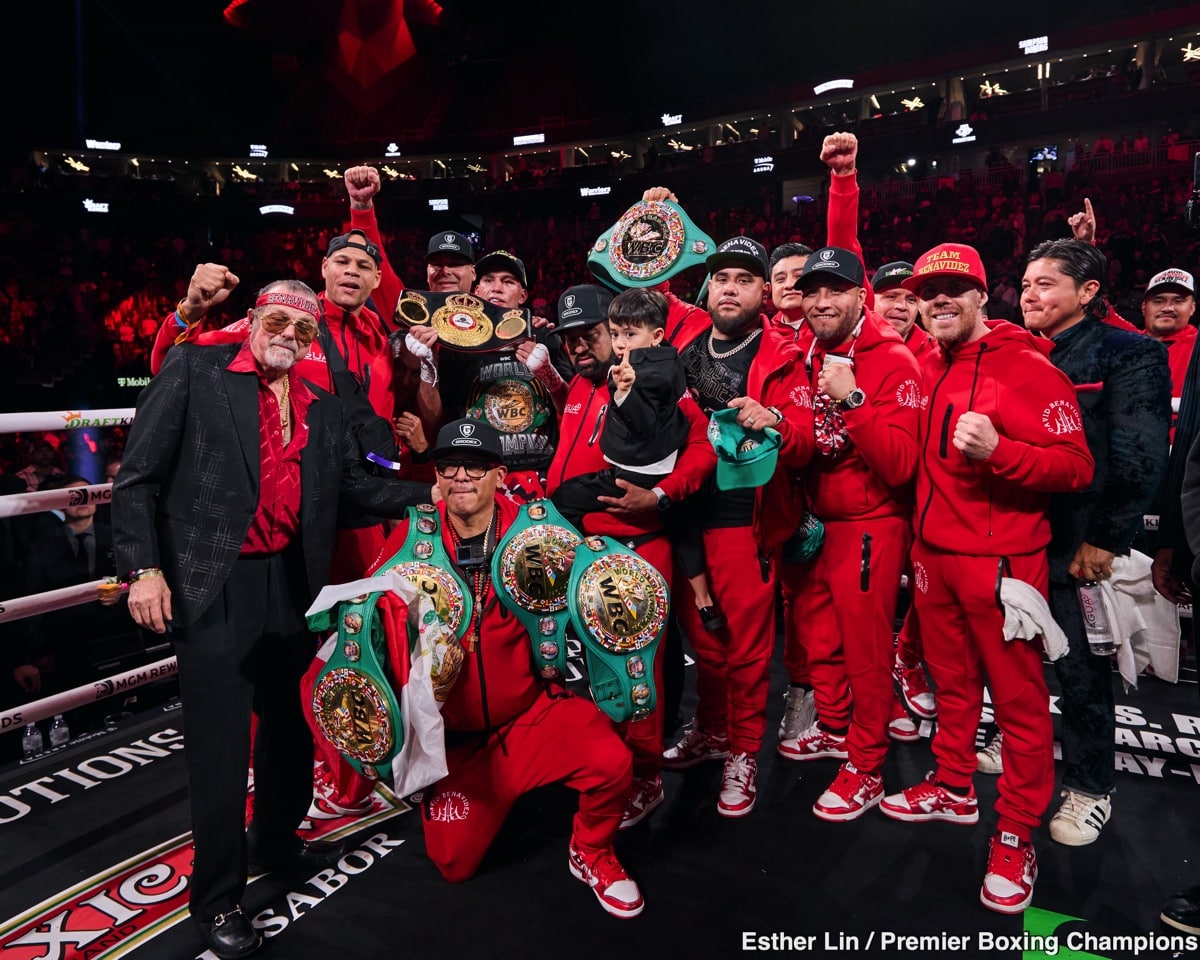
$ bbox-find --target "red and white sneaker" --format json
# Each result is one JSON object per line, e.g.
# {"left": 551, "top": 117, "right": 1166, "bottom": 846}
{"left": 717, "top": 751, "right": 757, "bottom": 818}
{"left": 777, "top": 722, "right": 849, "bottom": 762}
{"left": 980, "top": 832, "right": 1038, "bottom": 914}
{"left": 880, "top": 772, "right": 979, "bottom": 824}
{"left": 894, "top": 656, "right": 937, "bottom": 720}
{"left": 619, "top": 775, "right": 665, "bottom": 830}
{"left": 662, "top": 723, "right": 729, "bottom": 770}
{"left": 888, "top": 697, "right": 920, "bottom": 743}
{"left": 568, "top": 844, "right": 644, "bottom": 918}
{"left": 812, "top": 762, "right": 884, "bottom": 822}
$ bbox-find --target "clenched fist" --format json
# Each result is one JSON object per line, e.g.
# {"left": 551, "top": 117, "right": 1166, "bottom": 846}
{"left": 952, "top": 411, "right": 999, "bottom": 460}
{"left": 344, "top": 166, "right": 382, "bottom": 207}
{"left": 184, "top": 263, "right": 239, "bottom": 319}
{"left": 820, "top": 132, "right": 858, "bottom": 177}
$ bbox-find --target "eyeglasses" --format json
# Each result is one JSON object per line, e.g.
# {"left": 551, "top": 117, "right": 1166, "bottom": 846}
{"left": 260, "top": 312, "right": 318, "bottom": 345}
{"left": 435, "top": 461, "right": 492, "bottom": 480}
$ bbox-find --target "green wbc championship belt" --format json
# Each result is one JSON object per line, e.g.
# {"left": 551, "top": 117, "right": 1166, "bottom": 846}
{"left": 587, "top": 198, "right": 716, "bottom": 290}
{"left": 307, "top": 504, "right": 471, "bottom": 781}
{"left": 308, "top": 586, "right": 403, "bottom": 784}
{"left": 394, "top": 290, "right": 531, "bottom": 352}
{"left": 491, "top": 499, "right": 583, "bottom": 680}
{"left": 568, "top": 535, "right": 670, "bottom": 723}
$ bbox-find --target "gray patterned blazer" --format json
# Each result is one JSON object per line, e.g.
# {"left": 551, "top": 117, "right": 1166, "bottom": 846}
{"left": 112, "top": 342, "right": 428, "bottom": 627}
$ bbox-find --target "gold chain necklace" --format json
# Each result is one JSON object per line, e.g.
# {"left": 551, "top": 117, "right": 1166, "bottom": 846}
{"left": 707, "top": 327, "right": 761, "bottom": 360}
{"left": 279, "top": 374, "right": 291, "bottom": 431}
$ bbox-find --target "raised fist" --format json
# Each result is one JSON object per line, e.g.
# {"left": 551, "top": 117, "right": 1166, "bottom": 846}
{"left": 184, "top": 263, "right": 239, "bottom": 318}
{"left": 344, "top": 166, "right": 382, "bottom": 206}
{"left": 820, "top": 132, "right": 858, "bottom": 177}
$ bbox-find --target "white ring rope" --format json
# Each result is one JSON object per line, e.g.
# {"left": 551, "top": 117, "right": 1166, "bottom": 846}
{"left": 0, "top": 484, "right": 112, "bottom": 519}
{"left": 0, "top": 578, "right": 127, "bottom": 625}
{"left": 0, "top": 409, "right": 136, "bottom": 433}
{"left": 0, "top": 656, "right": 177, "bottom": 731}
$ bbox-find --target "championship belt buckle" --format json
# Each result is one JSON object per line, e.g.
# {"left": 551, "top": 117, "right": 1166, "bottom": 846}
{"left": 567, "top": 535, "right": 669, "bottom": 722}
{"left": 587, "top": 199, "right": 716, "bottom": 290}
{"left": 310, "top": 591, "right": 403, "bottom": 783}
{"left": 491, "top": 500, "right": 583, "bottom": 679}
{"left": 394, "top": 291, "right": 530, "bottom": 352}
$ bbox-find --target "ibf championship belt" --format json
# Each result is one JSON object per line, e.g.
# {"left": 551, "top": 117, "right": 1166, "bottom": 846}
{"left": 394, "top": 290, "right": 530, "bottom": 352}
{"left": 491, "top": 499, "right": 583, "bottom": 680}
{"left": 587, "top": 199, "right": 716, "bottom": 290}
{"left": 307, "top": 504, "right": 470, "bottom": 782}
{"left": 568, "top": 535, "right": 669, "bottom": 723}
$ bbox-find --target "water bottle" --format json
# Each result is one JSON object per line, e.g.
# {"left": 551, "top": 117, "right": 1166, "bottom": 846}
{"left": 49, "top": 714, "right": 70, "bottom": 749}
{"left": 21, "top": 723, "right": 44, "bottom": 760}
{"left": 1077, "top": 580, "right": 1115, "bottom": 656}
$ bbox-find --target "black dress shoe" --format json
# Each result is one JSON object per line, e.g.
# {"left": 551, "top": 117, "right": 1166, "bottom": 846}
{"left": 249, "top": 838, "right": 347, "bottom": 874}
{"left": 1161, "top": 884, "right": 1200, "bottom": 935}
{"left": 197, "top": 906, "right": 262, "bottom": 960}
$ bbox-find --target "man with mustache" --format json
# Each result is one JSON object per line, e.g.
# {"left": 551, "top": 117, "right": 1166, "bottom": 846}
{"left": 1141, "top": 267, "right": 1197, "bottom": 401}
{"left": 113, "top": 278, "right": 431, "bottom": 959}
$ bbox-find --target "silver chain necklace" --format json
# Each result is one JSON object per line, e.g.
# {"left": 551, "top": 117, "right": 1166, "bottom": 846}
{"left": 707, "top": 327, "right": 761, "bottom": 360}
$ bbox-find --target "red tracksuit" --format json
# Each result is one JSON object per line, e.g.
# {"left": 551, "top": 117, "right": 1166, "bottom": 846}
{"left": 375, "top": 497, "right": 632, "bottom": 881}
{"left": 785, "top": 311, "right": 920, "bottom": 773}
{"left": 913, "top": 320, "right": 1094, "bottom": 840}
{"left": 674, "top": 320, "right": 815, "bottom": 755}
{"left": 545, "top": 375, "right": 715, "bottom": 777}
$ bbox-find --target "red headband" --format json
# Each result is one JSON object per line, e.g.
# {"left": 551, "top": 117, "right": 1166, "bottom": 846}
{"left": 255, "top": 292, "right": 321, "bottom": 323}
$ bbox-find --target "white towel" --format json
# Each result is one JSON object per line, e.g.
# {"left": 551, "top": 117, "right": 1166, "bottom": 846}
{"left": 999, "top": 578, "right": 1070, "bottom": 661}
{"left": 1100, "top": 550, "right": 1181, "bottom": 688}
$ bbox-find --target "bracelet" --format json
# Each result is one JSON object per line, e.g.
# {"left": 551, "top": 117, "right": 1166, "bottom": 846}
{"left": 176, "top": 299, "right": 192, "bottom": 326}
{"left": 127, "top": 567, "right": 163, "bottom": 583}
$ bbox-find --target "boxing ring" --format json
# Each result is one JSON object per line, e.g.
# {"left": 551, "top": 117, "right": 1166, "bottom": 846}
{"left": 0, "top": 408, "right": 1197, "bottom": 959}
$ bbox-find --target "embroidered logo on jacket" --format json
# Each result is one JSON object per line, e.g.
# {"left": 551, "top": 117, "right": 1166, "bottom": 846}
{"left": 896, "top": 379, "right": 922, "bottom": 409}
{"left": 427, "top": 790, "right": 471, "bottom": 822}
{"left": 790, "top": 385, "right": 813, "bottom": 410}
{"left": 1040, "top": 400, "right": 1083, "bottom": 436}
{"left": 912, "top": 562, "right": 930, "bottom": 595}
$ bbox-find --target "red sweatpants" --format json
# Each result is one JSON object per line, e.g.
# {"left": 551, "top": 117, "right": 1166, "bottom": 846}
{"left": 779, "top": 559, "right": 812, "bottom": 687}
{"left": 422, "top": 690, "right": 633, "bottom": 882}
{"left": 896, "top": 573, "right": 924, "bottom": 666}
{"left": 910, "top": 542, "right": 1054, "bottom": 840}
{"left": 792, "top": 516, "right": 910, "bottom": 774}
{"left": 677, "top": 525, "right": 776, "bottom": 756}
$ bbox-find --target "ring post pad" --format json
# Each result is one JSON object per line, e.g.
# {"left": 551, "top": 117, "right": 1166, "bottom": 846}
{"left": 307, "top": 504, "right": 470, "bottom": 782}
{"left": 587, "top": 199, "right": 716, "bottom": 291}
{"left": 394, "top": 290, "right": 531, "bottom": 352}
{"left": 491, "top": 499, "right": 583, "bottom": 681}
{"left": 567, "top": 534, "right": 669, "bottom": 723}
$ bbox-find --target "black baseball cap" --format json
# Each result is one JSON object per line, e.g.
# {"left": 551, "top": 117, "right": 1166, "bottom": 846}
{"left": 796, "top": 246, "right": 866, "bottom": 292}
{"left": 556, "top": 284, "right": 614, "bottom": 332}
{"left": 871, "top": 261, "right": 914, "bottom": 292}
{"left": 326, "top": 230, "right": 381, "bottom": 267}
{"left": 475, "top": 250, "right": 528, "bottom": 288}
{"left": 705, "top": 236, "right": 769, "bottom": 279}
{"left": 429, "top": 419, "right": 505, "bottom": 464}
{"left": 426, "top": 231, "right": 475, "bottom": 264}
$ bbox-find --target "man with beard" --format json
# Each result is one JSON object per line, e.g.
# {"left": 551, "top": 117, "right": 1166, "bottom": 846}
{"left": 113, "top": 279, "right": 432, "bottom": 959}
{"left": 659, "top": 236, "right": 814, "bottom": 818}
{"left": 880, "top": 244, "right": 1094, "bottom": 915}
{"left": 775, "top": 248, "right": 920, "bottom": 828}
{"left": 545, "top": 283, "right": 714, "bottom": 828}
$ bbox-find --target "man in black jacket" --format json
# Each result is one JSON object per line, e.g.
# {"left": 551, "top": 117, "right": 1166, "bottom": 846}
{"left": 113, "top": 279, "right": 430, "bottom": 960}
{"left": 1022, "top": 240, "right": 1170, "bottom": 846}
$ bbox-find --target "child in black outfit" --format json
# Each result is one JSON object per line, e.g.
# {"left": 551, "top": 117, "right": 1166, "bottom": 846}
{"left": 551, "top": 288, "right": 722, "bottom": 631}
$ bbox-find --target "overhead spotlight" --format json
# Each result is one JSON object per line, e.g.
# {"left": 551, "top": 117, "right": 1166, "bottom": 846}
{"left": 907, "top": 158, "right": 917, "bottom": 167}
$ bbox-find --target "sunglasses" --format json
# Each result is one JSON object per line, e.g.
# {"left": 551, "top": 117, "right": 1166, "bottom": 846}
{"left": 260, "top": 312, "right": 318, "bottom": 345}
{"left": 435, "top": 461, "right": 493, "bottom": 480}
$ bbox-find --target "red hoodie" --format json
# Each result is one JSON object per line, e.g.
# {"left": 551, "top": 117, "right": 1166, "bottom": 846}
{"left": 915, "top": 320, "right": 1094, "bottom": 555}
{"left": 794, "top": 310, "right": 921, "bottom": 522}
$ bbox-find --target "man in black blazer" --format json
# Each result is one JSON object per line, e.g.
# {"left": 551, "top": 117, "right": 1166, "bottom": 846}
{"left": 113, "top": 278, "right": 430, "bottom": 960}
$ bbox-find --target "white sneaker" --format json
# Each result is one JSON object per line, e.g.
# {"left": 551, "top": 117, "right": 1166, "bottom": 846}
{"left": 777, "top": 687, "right": 817, "bottom": 741}
{"left": 976, "top": 730, "right": 1004, "bottom": 775}
{"left": 717, "top": 751, "right": 757, "bottom": 817}
{"left": 619, "top": 775, "right": 664, "bottom": 830}
{"left": 1049, "top": 790, "right": 1111, "bottom": 846}
{"left": 663, "top": 723, "right": 730, "bottom": 769}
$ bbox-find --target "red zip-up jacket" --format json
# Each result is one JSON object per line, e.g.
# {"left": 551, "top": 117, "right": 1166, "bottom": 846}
{"left": 794, "top": 309, "right": 921, "bottom": 522}
{"left": 545, "top": 376, "right": 714, "bottom": 540}
{"left": 372, "top": 496, "right": 539, "bottom": 733}
{"left": 915, "top": 320, "right": 1095, "bottom": 556}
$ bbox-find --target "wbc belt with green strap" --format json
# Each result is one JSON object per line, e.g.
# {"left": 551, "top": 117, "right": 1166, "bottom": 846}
{"left": 588, "top": 198, "right": 716, "bottom": 291}
{"left": 307, "top": 504, "right": 470, "bottom": 783}
{"left": 491, "top": 499, "right": 583, "bottom": 680}
{"left": 568, "top": 534, "right": 670, "bottom": 723}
